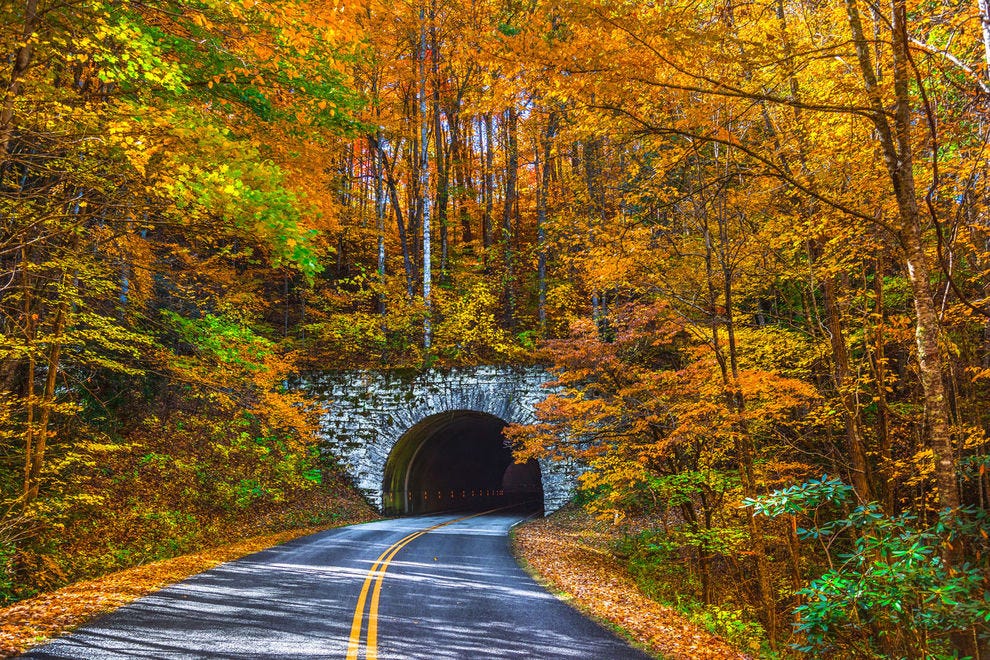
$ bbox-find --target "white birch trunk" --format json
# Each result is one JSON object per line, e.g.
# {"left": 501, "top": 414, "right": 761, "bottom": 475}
{"left": 419, "top": 3, "right": 432, "bottom": 349}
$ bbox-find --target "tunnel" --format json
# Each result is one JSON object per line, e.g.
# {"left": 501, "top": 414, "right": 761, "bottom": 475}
{"left": 381, "top": 410, "right": 544, "bottom": 515}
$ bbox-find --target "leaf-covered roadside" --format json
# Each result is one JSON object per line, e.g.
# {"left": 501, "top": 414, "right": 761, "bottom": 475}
{"left": 512, "top": 506, "right": 749, "bottom": 660}
{"left": 0, "top": 498, "right": 374, "bottom": 659}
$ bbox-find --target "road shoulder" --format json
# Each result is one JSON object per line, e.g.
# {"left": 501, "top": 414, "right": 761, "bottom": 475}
{"left": 511, "top": 506, "right": 750, "bottom": 660}
{"left": 0, "top": 518, "right": 373, "bottom": 658}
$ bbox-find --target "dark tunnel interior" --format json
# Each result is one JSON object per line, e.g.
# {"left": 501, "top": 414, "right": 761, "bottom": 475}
{"left": 381, "top": 411, "right": 544, "bottom": 515}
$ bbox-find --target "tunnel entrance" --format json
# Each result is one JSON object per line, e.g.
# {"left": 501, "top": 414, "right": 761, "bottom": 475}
{"left": 381, "top": 411, "right": 544, "bottom": 515}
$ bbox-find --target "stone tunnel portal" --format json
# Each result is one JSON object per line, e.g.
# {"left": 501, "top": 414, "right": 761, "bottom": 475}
{"left": 381, "top": 411, "right": 544, "bottom": 515}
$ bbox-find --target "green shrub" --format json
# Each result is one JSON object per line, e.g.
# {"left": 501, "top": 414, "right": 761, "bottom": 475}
{"left": 747, "top": 477, "right": 990, "bottom": 657}
{"left": 0, "top": 540, "right": 16, "bottom": 603}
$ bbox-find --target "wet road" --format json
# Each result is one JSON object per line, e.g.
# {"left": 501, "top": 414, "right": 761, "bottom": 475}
{"left": 24, "top": 512, "right": 651, "bottom": 659}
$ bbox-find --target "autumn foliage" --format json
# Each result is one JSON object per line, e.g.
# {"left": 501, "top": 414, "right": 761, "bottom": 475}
{"left": 2, "top": 0, "right": 990, "bottom": 656}
{"left": 0, "top": 0, "right": 369, "bottom": 604}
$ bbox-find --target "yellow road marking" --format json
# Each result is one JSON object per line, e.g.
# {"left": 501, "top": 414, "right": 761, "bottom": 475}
{"left": 366, "top": 530, "right": 426, "bottom": 659}
{"left": 346, "top": 507, "right": 511, "bottom": 660}
{"left": 345, "top": 530, "right": 422, "bottom": 660}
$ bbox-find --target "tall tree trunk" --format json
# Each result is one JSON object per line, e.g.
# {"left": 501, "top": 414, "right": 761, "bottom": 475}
{"left": 357, "top": 144, "right": 369, "bottom": 226}
{"left": 409, "top": 132, "right": 421, "bottom": 275}
{"left": 900, "top": 219, "right": 960, "bottom": 510}
{"left": 823, "top": 273, "right": 875, "bottom": 501}
{"left": 20, "top": 244, "right": 36, "bottom": 505}
{"left": 483, "top": 113, "right": 494, "bottom": 270}
{"left": 419, "top": 2, "right": 432, "bottom": 349}
{"left": 25, "top": 290, "right": 67, "bottom": 501}
{"left": 430, "top": 15, "right": 448, "bottom": 281}
{"left": 435, "top": 130, "right": 449, "bottom": 280}
{"left": 718, "top": 216, "right": 778, "bottom": 648}
{"left": 767, "top": 0, "right": 876, "bottom": 503}
{"left": 696, "top": 151, "right": 777, "bottom": 645}
{"left": 847, "top": 0, "right": 975, "bottom": 650}
{"left": 502, "top": 107, "right": 518, "bottom": 328}
{"left": 450, "top": 111, "right": 473, "bottom": 246}
{"left": 977, "top": 0, "right": 990, "bottom": 79}
{"left": 372, "top": 133, "right": 387, "bottom": 313}
{"left": 537, "top": 114, "right": 557, "bottom": 333}
{"left": 868, "top": 255, "right": 895, "bottom": 510}
{"left": 844, "top": 0, "right": 959, "bottom": 511}
{"left": 24, "top": 212, "right": 76, "bottom": 504}
{"left": 1, "top": 0, "right": 39, "bottom": 158}
{"left": 583, "top": 139, "right": 606, "bottom": 222}
{"left": 370, "top": 135, "right": 415, "bottom": 297}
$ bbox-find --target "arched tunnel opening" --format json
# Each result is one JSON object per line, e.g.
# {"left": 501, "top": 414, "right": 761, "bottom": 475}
{"left": 381, "top": 411, "right": 544, "bottom": 515}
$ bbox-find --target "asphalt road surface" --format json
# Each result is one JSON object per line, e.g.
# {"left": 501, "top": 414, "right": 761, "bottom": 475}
{"left": 24, "top": 512, "right": 653, "bottom": 659}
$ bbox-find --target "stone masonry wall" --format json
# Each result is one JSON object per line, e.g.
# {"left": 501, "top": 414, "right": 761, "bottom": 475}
{"left": 299, "top": 366, "right": 576, "bottom": 513}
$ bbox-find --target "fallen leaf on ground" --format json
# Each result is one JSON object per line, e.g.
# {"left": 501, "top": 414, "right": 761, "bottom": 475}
{"left": 0, "top": 511, "right": 374, "bottom": 659}
{"left": 513, "top": 506, "right": 751, "bottom": 660}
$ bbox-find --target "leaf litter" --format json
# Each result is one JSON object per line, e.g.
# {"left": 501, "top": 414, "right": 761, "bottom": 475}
{"left": 513, "top": 506, "right": 752, "bottom": 660}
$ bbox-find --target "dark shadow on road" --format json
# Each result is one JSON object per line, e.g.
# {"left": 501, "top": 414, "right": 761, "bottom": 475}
{"left": 21, "top": 515, "right": 647, "bottom": 660}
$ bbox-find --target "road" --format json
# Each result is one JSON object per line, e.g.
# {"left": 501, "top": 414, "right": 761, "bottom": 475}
{"left": 24, "top": 512, "right": 652, "bottom": 659}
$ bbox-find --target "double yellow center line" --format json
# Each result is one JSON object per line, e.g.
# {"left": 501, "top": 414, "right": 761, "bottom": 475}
{"left": 344, "top": 508, "right": 507, "bottom": 660}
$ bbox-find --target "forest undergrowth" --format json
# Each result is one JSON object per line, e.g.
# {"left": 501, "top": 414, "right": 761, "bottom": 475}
{"left": 3, "top": 0, "right": 990, "bottom": 656}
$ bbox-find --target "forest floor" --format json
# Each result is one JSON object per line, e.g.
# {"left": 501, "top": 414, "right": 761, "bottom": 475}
{"left": 512, "top": 505, "right": 752, "bottom": 660}
{"left": 0, "top": 500, "right": 376, "bottom": 658}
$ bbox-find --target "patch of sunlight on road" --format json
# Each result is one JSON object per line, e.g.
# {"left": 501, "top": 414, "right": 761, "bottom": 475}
{"left": 377, "top": 558, "right": 556, "bottom": 600}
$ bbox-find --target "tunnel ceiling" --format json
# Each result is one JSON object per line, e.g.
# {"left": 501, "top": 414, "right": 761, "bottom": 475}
{"left": 381, "top": 410, "right": 543, "bottom": 515}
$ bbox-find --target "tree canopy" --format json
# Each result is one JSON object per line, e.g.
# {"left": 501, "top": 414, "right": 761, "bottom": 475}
{"left": 3, "top": 0, "right": 990, "bottom": 655}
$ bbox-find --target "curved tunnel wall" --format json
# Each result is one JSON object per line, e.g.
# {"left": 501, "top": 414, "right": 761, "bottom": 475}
{"left": 300, "top": 366, "right": 578, "bottom": 514}
{"left": 381, "top": 411, "right": 543, "bottom": 515}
